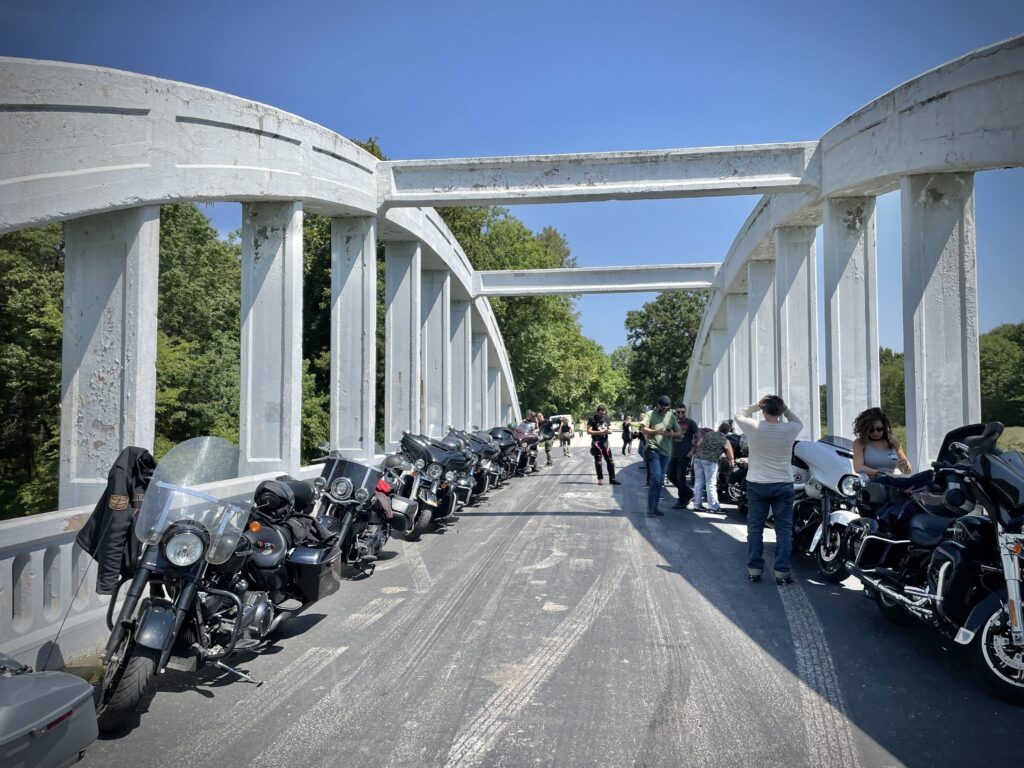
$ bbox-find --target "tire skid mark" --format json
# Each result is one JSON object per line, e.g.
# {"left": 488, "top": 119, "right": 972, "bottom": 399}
{"left": 339, "top": 597, "right": 406, "bottom": 631}
{"left": 402, "top": 536, "right": 432, "bottom": 591}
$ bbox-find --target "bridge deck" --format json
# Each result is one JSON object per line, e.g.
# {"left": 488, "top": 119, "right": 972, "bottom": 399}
{"left": 83, "top": 451, "right": 1017, "bottom": 767}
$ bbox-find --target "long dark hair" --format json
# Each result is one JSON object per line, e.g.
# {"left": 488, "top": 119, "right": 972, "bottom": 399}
{"left": 852, "top": 407, "right": 897, "bottom": 449}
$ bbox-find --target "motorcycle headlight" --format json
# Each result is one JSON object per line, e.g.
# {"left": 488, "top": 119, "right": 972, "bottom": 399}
{"left": 415, "top": 458, "right": 426, "bottom": 470}
{"left": 838, "top": 474, "right": 862, "bottom": 497}
{"left": 427, "top": 463, "right": 443, "bottom": 480}
{"left": 164, "top": 531, "right": 205, "bottom": 567}
{"left": 445, "top": 470, "right": 456, "bottom": 482}
{"left": 354, "top": 487, "right": 370, "bottom": 503}
{"left": 331, "top": 477, "right": 354, "bottom": 499}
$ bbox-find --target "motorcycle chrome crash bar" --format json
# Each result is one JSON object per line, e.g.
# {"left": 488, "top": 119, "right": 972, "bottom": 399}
{"left": 999, "top": 533, "right": 1024, "bottom": 646}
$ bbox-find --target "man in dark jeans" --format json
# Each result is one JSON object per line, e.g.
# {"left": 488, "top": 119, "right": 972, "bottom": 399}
{"left": 640, "top": 395, "right": 681, "bottom": 516}
{"left": 587, "top": 405, "right": 620, "bottom": 486}
{"left": 670, "top": 404, "right": 698, "bottom": 509}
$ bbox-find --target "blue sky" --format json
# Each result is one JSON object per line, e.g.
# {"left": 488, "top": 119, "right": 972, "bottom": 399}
{"left": 2, "top": 0, "right": 1021, "bottom": 354}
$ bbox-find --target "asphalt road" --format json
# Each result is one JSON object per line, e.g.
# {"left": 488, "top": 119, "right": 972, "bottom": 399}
{"left": 84, "top": 448, "right": 1021, "bottom": 768}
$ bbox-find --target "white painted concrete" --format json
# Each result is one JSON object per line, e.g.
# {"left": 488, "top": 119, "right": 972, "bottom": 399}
{"left": 824, "top": 198, "right": 880, "bottom": 439}
{"left": 384, "top": 242, "right": 422, "bottom": 450}
{"left": 901, "top": 173, "right": 980, "bottom": 469}
{"left": 239, "top": 202, "right": 304, "bottom": 476}
{"left": 420, "top": 271, "right": 452, "bottom": 436}
{"left": 471, "top": 334, "right": 489, "bottom": 429}
{"left": 330, "top": 216, "right": 377, "bottom": 458}
{"left": 488, "top": 368, "right": 502, "bottom": 428}
{"left": 726, "top": 294, "right": 751, "bottom": 418}
{"left": 709, "top": 326, "right": 731, "bottom": 427}
{"left": 451, "top": 302, "right": 473, "bottom": 431}
{"left": 747, "top": 260, "right": 778, "bottom": 400}
{"left": 60, "top": 207, "right": 159, "bottom": 509}
{"left": 473, "top": 264, "right": 717, "bottom": 296}
{"left": 774, "top": 226, "right": 820, "bottom": 440}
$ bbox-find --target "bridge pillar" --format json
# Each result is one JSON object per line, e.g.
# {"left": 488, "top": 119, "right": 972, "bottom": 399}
{"left": 900, "top": 173, "right": 980, "bottom": 469}
{"left": 824, "top": 197, "right": 880, "bottom": 439}
{"left": 488, "top": 366, "right": 502, "bottom": 427}
{"left": 747, "top": 260, "right": 777, "bottom": 401}
{"left": 698, "top": 343, "right": 714, "bottom": 426}
{"left": 451, "top": 301, "right": 473, "bottom": 431}
{"left": 709, "top": 324, "right": 731, "bottom": 426}
{"left": 421, "top": 270, "right": 451, "bottom": 437}
{"left": 726, "top": 294, "right": 750, "bottom": 420}
{"left": 384, "top": 242, "right": 422, "bottom": 451}
{"left": 330, "top": 216, "right": 377, "bottom": 459}
{"left": 774, "top": 226, "right": 820, "bottom": 440}
{"left": 471, "top": 333, "right": 489, "bottom": 429}
{"left": 239, "top": 202, "right": 304, "bottom": 476}
{"left": 60, "top": 207, "right": 159, "bottom": 509}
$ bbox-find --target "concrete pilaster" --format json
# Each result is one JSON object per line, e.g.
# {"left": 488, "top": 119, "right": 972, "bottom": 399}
{"left": 747, "top": 260, "right": 777, "bottom": 400}
{"left": 471, "top": 334, "right": 489, "bottom": 429}
{"left": 239, "top": 202, "right": 304, "bottom": 476}
{"left": 709, "top": 326, "right": 731, "bottom": 427}
{"left": 824, "top": 197, "right": 880, "bottom": 439}
{"left": 421, "top": 271, "right": 451, "bottom": 436}
{"left": 488, "top": 367, "right": 502, "bottom": 427}
{"left": 384, "top": 242, "right": 422, "bottom": 450}
{"left": 774, "top": 226, "right": 820, "bottom": 440}
{"left": 449, "top": 302, "right": 473, "bottom": 431}
{"left": 330, "top": 216, "right": 377, "bottom": 458}
{"left": 901, "top": 173, "right": 980, "bottom": 469}
{"left": 60, "top": 207, "right": 159, "bottom": 509}
{"left": 726, "top": 293, "right": 751, "bottom": 418}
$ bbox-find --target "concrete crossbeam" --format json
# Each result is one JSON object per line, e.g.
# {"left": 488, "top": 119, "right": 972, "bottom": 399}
{"left": 473, "top": 264, "right": 718, "bottom": 297}
{"left": 379, "top": 143, "right": 820, "bottom": 207}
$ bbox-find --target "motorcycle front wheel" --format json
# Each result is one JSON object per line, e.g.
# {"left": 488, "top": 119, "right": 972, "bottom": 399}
{"left": 972, "top": 605, "right": 1024, "bottom": 702}
{"left": 96, "top": 636, "right": 160, "bottom": 732}
{"left": 814, "top": 529, "right": 847, "bottom": 583}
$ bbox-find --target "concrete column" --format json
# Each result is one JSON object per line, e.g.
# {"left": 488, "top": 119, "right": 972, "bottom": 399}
{"left": 698, "top": 342, "right": 714, "bottom": 427}
{"left": 60, "top": 207, "right": 159, "bottom": 509}
{"left": 774, "top": 226, "right": 820, "bottom": 440}
{"left": 384, "top": 242, "right": 421, "bottom": 451}
{"left": 240, "top": 202, "right": 304, "bottom": 476}
{"left": 330, "top": 216, "right": 377, "bottom": 459}
{"left": 471, "top": 334, "right": 489, "bottom": 429}
{"left": 421, "top": 271, "right": 451, "bottom": 436}
{"left": 901, "top": 173, "right": 979, "bottom": 469}
{"left": 747, "top": 260, "right": 777, "bottom": 401}
{"left": 488, "top": 366, "right": 502, "bottom": 427}
{"left": 824, "top": 197, "right": 880, "bottom": 439}
{"left": 450, "top": 301, "right": 473, "bottom": 431}
{"left": 709, "top": 326, "right": 730, "bottom": 426}
{"left": 726, "top": 293, "right": 750, "bottom": 418}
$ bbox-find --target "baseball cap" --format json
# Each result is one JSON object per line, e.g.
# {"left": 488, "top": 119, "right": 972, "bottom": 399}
{"left": 656, "top": 395, "right": 671, "bottom": 407}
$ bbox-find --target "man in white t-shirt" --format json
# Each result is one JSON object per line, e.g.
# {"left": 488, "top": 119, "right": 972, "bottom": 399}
{"left": 734, "top": 395, "right": 803, "bottom": 585}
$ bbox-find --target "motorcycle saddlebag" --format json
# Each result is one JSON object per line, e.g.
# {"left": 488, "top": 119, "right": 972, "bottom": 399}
{"left": 287, "top": 547, "right": 342, "bottom": 603}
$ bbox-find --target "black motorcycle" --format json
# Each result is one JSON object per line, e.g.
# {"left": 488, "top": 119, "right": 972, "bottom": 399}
{"left": 96, "top": 437, "right": 342, "bottom": 732}
{"left": 397, "top": 432, "right": 473, "bottom": 538}
{"left": 488, "top": 427, "right": 521, "bottom": 482}
{"left": 843, "top": 422, "right": 1024, "bottom": 701}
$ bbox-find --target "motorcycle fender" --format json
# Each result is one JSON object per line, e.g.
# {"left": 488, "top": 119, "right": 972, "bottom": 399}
{"left": 809, "top": 509, "right": 858, "bottom": 551}
{"left": 954, "top": 590, "right": 1008, "bottom": 645}
{"left": 135, "top": 602, "right": 176, "bottom": 652}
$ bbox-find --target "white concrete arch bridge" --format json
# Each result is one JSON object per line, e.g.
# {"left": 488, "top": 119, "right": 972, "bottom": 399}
{"left": 1, "top": 34, "right": 1022, "bottom": 686}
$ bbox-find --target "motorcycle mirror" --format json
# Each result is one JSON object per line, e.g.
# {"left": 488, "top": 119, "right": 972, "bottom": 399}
{"left": 318, "top": 440, "right": 331, "bottom": 453}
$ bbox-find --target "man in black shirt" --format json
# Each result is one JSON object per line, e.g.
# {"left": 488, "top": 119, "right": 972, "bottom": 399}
{"left": 587, "top": 405, "right": 619, "bottom": 486}
{"left": 670, "top": 404, "right": 699, "bottom": 508}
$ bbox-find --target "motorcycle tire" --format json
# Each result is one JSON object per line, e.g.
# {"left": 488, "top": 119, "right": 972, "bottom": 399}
{"left": 405, "top": 507, "right": 433, "bottom": 542}
{"left": 97, "top": 640, "right": 160, "bottom": 732}
{"left": 814, "top": 531, "right": 847, "bottom": 583}
{"left": 875, "top": 589, "right": 913, "bottom": 625}
{"left": 971, "top": 605, "right": 1024, "bottom": 702}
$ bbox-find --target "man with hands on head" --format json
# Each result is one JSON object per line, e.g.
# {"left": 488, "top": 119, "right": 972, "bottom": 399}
{"left": 734, "top": 394, "right": 803, "bottom": 585}
{"left": 641, "top": 395, "right": 682, "bottom": 516}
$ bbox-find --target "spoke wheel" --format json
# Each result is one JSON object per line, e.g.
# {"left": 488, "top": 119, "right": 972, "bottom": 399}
{"left": 815, "top": 528, "right": 847, "bottom": 583}
{"left": 972, "top": 606, "right": 1024, "bottom": 702}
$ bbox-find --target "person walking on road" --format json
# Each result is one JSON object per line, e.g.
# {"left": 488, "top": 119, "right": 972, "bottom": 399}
{"left": 734, "top": 395, "right": 803, "bottom": 585}
{"left": 691, "top": 422, "right": 734, "bottom": 512}
{"left": 558, "top": 418, "right": 573, "bottom": 458}
{"left": 640, "top": 395, "right": 681, "bottom": 516}
{"left": 622, "top": 416, "right": 634, "bottom": 455}
{"left": 670, "top": 405, "right": 699, "bottom": 509}
{"left": 587, "top": 405, "right": 619, "bottom": 486}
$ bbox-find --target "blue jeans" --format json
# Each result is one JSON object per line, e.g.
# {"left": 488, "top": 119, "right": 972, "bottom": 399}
{"left": 746, "top": 481, "right": 795, "bottom": 575}
{"left": 692, "top": 458, "right": 720, "bottom": 510}
{"left": 646, "top": 449, "right": 669, "bottom": 512}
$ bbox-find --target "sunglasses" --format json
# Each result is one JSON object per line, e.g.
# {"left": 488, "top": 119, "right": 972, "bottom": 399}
{"left": 868, "top": 425, "right": 884, "bottom": 433}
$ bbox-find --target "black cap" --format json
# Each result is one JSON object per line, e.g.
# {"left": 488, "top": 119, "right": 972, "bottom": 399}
{"left": 657, "top": 395, "right": 671, "bottom": 407}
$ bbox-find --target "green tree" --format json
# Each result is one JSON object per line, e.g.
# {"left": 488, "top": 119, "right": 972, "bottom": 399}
{"left": 980, "top": 323, "right": 1024, "bottom": 425}
{"left": 878, "top": 347, "right": 906, "bottom": 426}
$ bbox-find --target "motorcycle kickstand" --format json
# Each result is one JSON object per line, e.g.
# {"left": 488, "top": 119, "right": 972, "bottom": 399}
{"left": 215, "top": 660, "right": 263, "bottom": 686}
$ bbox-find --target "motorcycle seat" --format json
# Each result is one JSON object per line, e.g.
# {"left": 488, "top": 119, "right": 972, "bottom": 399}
{"left": 907, "top": 512, "right": 953, "bottom": 548}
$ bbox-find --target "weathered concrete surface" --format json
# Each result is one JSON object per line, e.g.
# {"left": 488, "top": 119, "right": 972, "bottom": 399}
{"left": 473, "top": 264, "right": 718, "bottom": 297}
{"left": 80, "top": 447, "right": 1022, "bottom": 768}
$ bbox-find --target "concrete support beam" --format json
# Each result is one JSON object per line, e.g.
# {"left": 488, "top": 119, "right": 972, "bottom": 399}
{"left": 421, "top": 271, "right": 451, "bottom": 437}
{"left": 747, "top": 260, "right": 778, "bottom": 401}
{"left": 379, "top": 142, "right": 819, "bottom": 207}
{"left": 726, "top": 294, "right": 751, "bottom": 418}
{"left": 471, "top": 334, "right": 489, "bottom": 429}
{"left": 710, "top": 326, "right": 731, "bottom": 427}
{"left": 473, "top": 264, "right": 718, "bottom": 297}
{"left": 774, "top": 226, "right": 820, "bottom": 440}
{"left": 824, "top": 197, "right": 880, "bottom": 439}
{"left": 384, "top": 242, "right": 422, "bottom": 451}
{"left": 59, "top": 207, "right": 159, "bottom": 509}
{"left": 488, "top": 367, "right": 502, "bottom": 427}
{"left": 450, "top": 301, "right": 473, "bottom": 431}
{"left": 901, "top": 173, "right": 980, "bottom": 469}
{"left": 239, "top": 202, "right": 304, "bottom": 476}
{"left": 330, "top": 216, "right": 377, "bottom": 458}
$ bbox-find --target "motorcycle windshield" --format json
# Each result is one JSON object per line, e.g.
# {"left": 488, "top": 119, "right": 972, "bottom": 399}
{"left": 135, "top": 436, "right": 248, "bottom": 565}
{"left": 321, "top": 455, "right": 383, "bottom": 493}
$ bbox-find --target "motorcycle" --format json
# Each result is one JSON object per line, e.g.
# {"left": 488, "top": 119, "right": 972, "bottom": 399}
{"left": 488, "top": 427, "right": 521, "bottom": 483}
{"left": 843, "top": 422, "right": 1024, "bottom": 701}
{"left": 95, "top": 437, "right": 342, "bottom": 732}
{"left": 397, "top": 432, "right": 473, "bottom": 539}
{"left": 447, "top": 428, "right": 502, "bottom": 497}
{"left": 716, "top": 423, "right": 749, "bottom": 504}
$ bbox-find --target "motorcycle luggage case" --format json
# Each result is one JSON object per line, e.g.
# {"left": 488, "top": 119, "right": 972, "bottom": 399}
{"left": 0, "top": 659, "right": 98, "bottom": 768}
{"left": 287, "top": 547, "right": 342, "bottom": 603}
